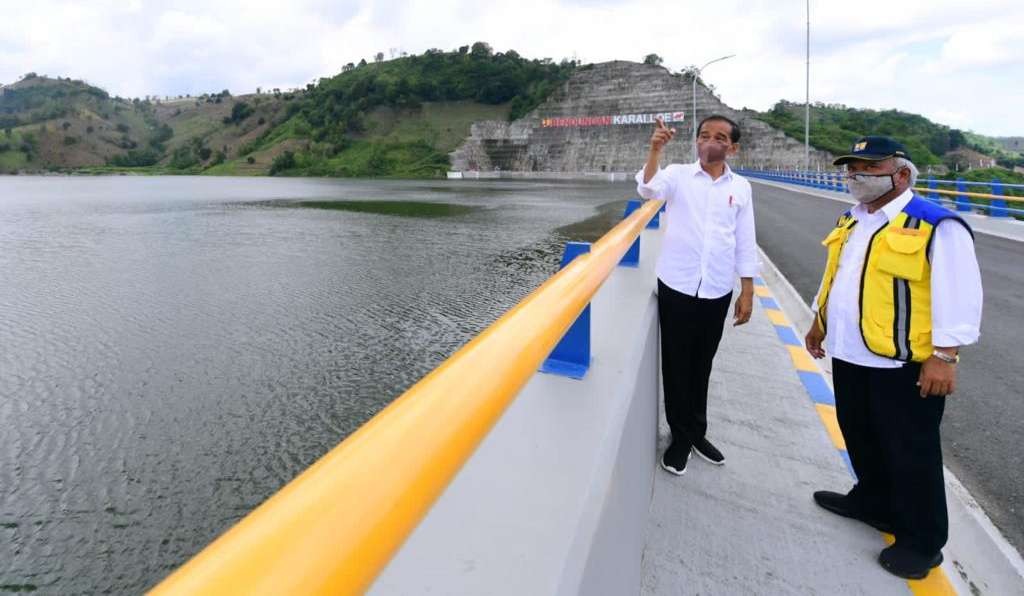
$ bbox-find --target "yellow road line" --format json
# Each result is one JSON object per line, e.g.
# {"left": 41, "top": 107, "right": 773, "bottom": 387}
{"left": 786, "top": 345, "right": 818, "bottom": 372}
{"left": 814, "top": 404, "right": 846, "bottom": 451}
{"left": 764, "top": 308, "right": 789, "bottom": 326}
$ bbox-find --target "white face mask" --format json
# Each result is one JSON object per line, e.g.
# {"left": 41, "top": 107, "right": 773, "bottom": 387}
{"left": 846, "top": 171, "right": 899, "bottom": 203}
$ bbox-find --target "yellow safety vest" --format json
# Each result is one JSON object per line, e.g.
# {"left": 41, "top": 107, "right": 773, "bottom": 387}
{"left": 814, "top": 196, "right": 971, "bottom": 363}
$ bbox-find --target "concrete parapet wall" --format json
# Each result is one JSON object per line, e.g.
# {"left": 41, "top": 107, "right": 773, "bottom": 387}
{"left": 370, "top": 227, "right": 665, "bottom": 595}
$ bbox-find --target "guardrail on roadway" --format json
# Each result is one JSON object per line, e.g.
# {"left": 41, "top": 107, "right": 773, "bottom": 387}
{"left": 736, "top": 168, "right": 1024, "bottom": 218}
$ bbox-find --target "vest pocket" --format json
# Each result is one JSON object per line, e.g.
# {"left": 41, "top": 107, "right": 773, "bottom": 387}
{"left": 875, "top": 232, "right": 928, "bottom": 281}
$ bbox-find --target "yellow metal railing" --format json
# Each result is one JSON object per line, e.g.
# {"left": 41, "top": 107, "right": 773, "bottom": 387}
{"left": 149, "top": 199, "right": 664, "bottom": 595}
{"left": 913, "top": 186, "right": 1024, "bottom": 203}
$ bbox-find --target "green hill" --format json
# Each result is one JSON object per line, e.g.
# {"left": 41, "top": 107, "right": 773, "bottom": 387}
{"left": 1, "top": 44, "right": 576, "bottom": 177}
{"left": 213, "top": 43, "right": 576, "bottom": 178}
{"left": 751, "top": 101, "right": 1022, "bottom": 170}
{"left": 0, "top": 74, "right": 173, "bottom": 172}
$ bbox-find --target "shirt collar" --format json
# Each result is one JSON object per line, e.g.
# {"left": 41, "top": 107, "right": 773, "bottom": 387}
{"left": 852, "top": 188, "right": 913, "bottom": 222}
{"left": 691, "top": 160, "right": 734, "bottom": 182}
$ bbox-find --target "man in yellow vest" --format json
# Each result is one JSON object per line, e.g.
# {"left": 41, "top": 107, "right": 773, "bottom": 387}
{"left": 804, "top": 136, "right": 983, "bottom": 580}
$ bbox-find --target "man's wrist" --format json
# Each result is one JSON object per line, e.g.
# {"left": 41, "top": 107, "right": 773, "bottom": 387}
{"left": 931, "top": 347, "right": 960, "bottom": 364}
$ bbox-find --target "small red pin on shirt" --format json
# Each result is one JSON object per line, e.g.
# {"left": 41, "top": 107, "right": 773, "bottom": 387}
{"left": 728, "top": 195, "right": 734, "bottom": 206}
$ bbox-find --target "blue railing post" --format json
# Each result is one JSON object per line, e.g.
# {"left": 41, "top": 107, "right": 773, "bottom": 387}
{"left": 956, "top": 178, "right": 971, "bottom": 212}
{"left": 620, "top": 200, "right": 642, "bottom": 267}
{"left": 540, "top": 242, "right": 592, "bottom": 379}
{"left": 990, "top": 178, "right": 1009, "bottom": 217}
{"left": 927, "top": 179, "right": 941, "bottom": 205}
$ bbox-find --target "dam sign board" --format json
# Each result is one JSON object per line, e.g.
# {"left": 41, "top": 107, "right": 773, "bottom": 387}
{"left": 541, "top": 111, "right": 685, "bottom": 128}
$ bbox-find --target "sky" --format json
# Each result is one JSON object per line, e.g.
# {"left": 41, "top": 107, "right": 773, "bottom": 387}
{"left": 2, "top": 0, "right": 1022, "bottom": 136}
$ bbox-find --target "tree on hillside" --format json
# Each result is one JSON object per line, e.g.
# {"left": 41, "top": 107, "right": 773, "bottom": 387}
{"left": 644, "top": 54, "right": 663, "bottom": 66}
{"left": 471, "top": 42, "right": 493, "bottom": 58}
{"left": 269, "top": 150, "right": 296, "bottom": 175}
{"left": 375, "top": 52, "right": 384, "bottom": 63}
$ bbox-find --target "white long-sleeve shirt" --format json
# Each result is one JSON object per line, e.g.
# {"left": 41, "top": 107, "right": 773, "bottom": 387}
{"left": 813, "top": 189, "right": 983, "bottom": 368}
{"left": 635, "top": 161, "right": 759, "bottom": 299}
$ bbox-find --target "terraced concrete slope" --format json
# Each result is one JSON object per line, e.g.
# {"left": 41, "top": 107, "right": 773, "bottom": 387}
{"left": 450, "top": 61, "right": 835, "bottom": 174}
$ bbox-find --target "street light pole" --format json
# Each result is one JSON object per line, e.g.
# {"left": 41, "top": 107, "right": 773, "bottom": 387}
{"left": 691, "top": 54, "right": 735, "bottom": 162}
{"left": 805, "top": 0, "right": 811, "bottom": 170}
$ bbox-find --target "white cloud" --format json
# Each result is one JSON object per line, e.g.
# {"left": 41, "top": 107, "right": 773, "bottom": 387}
{"left": 0, "top": 0, "right": 1021, "bottom": 135}
{"left": 938, "top": 22, "right": 1023, "bottom": 70}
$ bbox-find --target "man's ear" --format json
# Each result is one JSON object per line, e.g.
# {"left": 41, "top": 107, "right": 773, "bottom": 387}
{"left": 897, "top": 165, "right": 912, "bottom": 186}
{"left": 728, "top": 142, "right": 740, "bottom": 157}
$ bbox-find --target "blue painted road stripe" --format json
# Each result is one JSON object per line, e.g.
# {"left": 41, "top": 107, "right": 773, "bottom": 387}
{"left": 839, "top": 450, "right": 857, "bottom": 480}
{"left": 774, "top": 325, "right": 802, "bottom": 346}
{"left": 797, "top": 371, "right": 836, "bottom": 406}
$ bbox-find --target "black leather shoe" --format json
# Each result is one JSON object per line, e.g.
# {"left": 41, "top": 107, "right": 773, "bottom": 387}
{"left": 878, "top": 544, "right": 943, "bottom": 580}
{"left": 813, "top": 490, "right": 895, "bottom": 534}
{"left": 692, "top": 438, "right": 725, "bottom": 465}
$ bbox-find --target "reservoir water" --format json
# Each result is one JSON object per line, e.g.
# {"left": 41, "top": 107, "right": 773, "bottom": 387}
{"left": 0, "top": 175, "right": 631, "bottom": 593}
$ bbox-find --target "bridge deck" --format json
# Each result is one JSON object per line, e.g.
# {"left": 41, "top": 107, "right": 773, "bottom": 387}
{"left": 641, "top": 183, "right": 1024, "bottom": 594}
{"left": 642, "top": 273, "right": 922, "bottom": 594}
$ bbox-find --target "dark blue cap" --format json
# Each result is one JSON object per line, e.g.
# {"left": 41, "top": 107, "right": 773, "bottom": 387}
{"left": 832, "top": 136, "right": 911, "bottom": 165}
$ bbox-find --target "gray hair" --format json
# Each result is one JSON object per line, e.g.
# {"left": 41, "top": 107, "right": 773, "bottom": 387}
{"left": 893, "top": 156, "right": 919, "bottom": 187}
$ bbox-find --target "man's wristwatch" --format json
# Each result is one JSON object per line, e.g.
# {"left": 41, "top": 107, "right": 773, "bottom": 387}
{"left": 931, "top": 350, "right": 960, "bottom": 364}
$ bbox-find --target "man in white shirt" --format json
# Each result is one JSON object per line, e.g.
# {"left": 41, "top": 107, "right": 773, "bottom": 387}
{"left": 804, "top": 136, "right": 983, "bottom": 580}
{"left": 636, "top": 114, "right": 758, "bottom": 477}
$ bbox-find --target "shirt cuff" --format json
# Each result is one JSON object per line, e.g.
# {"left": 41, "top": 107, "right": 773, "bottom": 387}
{"left": 635, "top": 168, "right": 661, "bottom": 200}
{"left": 735, "top": 262, "right": 760, "bottom": 278}
{"left": 932, "top": 326, "right": 980, "bottom": 348}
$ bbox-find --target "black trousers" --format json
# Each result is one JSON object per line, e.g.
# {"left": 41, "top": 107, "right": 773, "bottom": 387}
{"left": 832, "top": 358, "right": 948, "bottom": 555}
{"left": 657, "top": 279, "right": 732, "bottom": 449}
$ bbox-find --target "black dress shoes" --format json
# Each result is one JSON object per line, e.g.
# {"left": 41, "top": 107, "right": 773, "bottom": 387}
{"left": 878, "top": 543, "right": 944, "bottom": 579}
{"left": 812, "top": 490, "right": 895, "bottom": 534}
